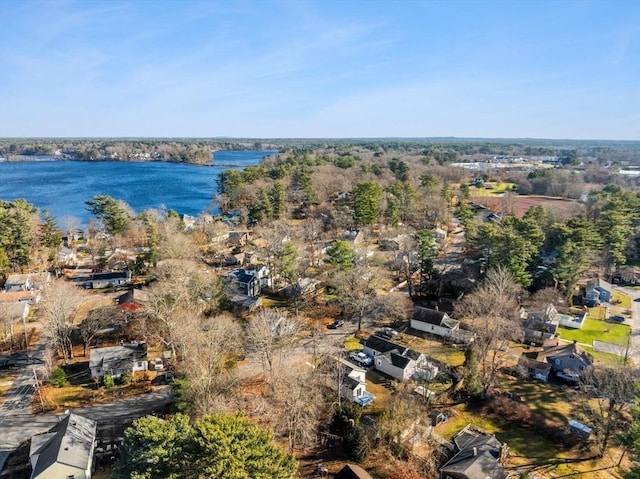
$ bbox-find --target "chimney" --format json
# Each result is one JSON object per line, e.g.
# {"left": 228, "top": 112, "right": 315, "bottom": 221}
{"left": 473, "top": 447, "right": 477, "bottom": 456}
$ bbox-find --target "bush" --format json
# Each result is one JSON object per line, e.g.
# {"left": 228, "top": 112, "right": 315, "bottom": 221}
{"left": 51, "top": 366, "right": 66, "bottom": 388}
{"left": 121, "top": 371, "right": 132, "bottom": 385}
{"left": 103, "top": 374, "right": 115, "bottom": 389}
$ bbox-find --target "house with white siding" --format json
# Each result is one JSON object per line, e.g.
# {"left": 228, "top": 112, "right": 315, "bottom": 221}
{"left": 363, "top": 336, "right": 438, "bottom": 382}
{"left": 410, "top": 306, "right": 460, "bottom": 339}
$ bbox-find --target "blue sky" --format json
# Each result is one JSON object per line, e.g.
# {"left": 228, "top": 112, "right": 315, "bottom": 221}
{"left": 1, "top": 0, "right": 638, "bottom": 139}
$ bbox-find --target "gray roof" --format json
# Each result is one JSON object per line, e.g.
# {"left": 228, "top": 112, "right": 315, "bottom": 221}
{"left": 441, "top": 429, "right": 507, "bottom": 479}
{"left": 412, "top": 306, "right": 459, "bottom": 329}
{"left": 389, "top": 352, "right": 411, "bottom": 369}
{"left": 412, "top": 306, "right": 447, "bottom": 325}
{"left": 89, "top": 344, "right": 146, "bottom": 372}
{"left": 30, "top": 413, "right": 96, "bottom": 478}
{"left": 366, "top": 336, "right": 422, "bottom": 371}
{"left": 538, "top": 341, "right": 593, "bottom": 368}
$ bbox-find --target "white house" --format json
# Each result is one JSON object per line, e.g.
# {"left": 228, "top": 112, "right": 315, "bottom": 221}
{"left": 363, "top": 336, "right": 438, "bottom": 382}
{"left": 4, "top": 272, "right": 50, "bottom": 292}
{"left": 338, "top": 358, "right": 374, "bottom": 406}
{"left": 85, "top": 270, "right": 132, "bottom": 289}
{"left": 89, "top": 343, "right": 148, "bottom": 379}
{"left": 30, "top": 413, "right": 97, "bottom": 479}
{"left": 57, "top": 246, "right": 77, "bottom": 266}
{"left": 411, "top": 306, "right": 460, "bottom": 339}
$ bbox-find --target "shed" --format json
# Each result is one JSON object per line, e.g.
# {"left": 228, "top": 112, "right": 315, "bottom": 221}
{"left": 568, "top": 419, "right": 592, "bottom": 441}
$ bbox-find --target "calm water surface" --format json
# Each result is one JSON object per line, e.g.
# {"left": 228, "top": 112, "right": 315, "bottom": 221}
{"left": 0, "top": 150, "right": 276, "bottom": 222}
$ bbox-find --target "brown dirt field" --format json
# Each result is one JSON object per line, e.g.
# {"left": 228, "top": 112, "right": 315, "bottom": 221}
{"left": 472, "top": 195, "right": 582, "bottom": 218}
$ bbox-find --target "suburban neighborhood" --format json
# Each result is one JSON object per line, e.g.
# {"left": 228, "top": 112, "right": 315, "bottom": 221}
{"left": 1, "top": 139, "right": 640, "bottom": 479}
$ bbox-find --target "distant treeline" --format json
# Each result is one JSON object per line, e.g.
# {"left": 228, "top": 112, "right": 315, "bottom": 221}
{"left": 1, "top": 138, "right": 639, "bottom": 165}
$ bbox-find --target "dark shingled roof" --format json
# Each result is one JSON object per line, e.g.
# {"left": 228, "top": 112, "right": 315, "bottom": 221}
{"left": 389, "top": 352, "right": 411, "bottom": 369}
{"left": 441, "top": 428, "right": 507, "bottom": 479}
{"left": 412, "top": 306, "right": 448, "bottom": 325}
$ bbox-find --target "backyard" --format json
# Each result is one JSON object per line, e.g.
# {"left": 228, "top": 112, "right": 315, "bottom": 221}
{"left": 558, "top": 315, "right": 631, "bottom": 347}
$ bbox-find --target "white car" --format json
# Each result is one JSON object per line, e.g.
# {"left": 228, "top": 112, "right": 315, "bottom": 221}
{"left": 349, "top": 351, "right": 373, "bottom": 367}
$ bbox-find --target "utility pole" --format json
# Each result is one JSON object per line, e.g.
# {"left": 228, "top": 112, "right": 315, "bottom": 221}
{"left": 33, "top": 367, "right": 45, "bottom": 412}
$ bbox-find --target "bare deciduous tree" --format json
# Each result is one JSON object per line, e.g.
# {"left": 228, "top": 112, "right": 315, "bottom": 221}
{"left": 180, "top": 314, "right": 242, "bottom": 416}
{"left": 246, "top": 309, "right": 300, "bottom": 384}
{"left": 577, "top": 366, "right": 638, "bottom": 457}
{"left": 271, "top": 368, "right": 323, "bottom": 452}
{"left": 79, "top": 306, "right": 124, "bottom": 356}
{"left": 42, "top": 280, "right": 87, "bottom": 363}
{"left": 457, "top": 267, "right": 523, "bottom": 395}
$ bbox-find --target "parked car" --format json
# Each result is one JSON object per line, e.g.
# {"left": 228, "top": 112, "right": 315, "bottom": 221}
{"left": 378, "top": 327, "right": 399, "bottom": 339}
{"left": 348, "top": 351, "right": 373, "bottom": 367}
{"left": 328, "top": 319, "right": 345, "bottom": 329}
{"left": 609, "top": 315, "right": 626, "bottom": 323}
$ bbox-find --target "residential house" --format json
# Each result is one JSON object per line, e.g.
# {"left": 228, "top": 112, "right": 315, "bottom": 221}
{"left": 57, "top": 246, "right": 77, "bottom": 266}
{"left": 228, "top": 266, "right": 270, "bottom": 297}
{"left": 335, "top": 464, "right": 374, "bottom": 479}
{"left": 523, "top": 304, "right": 560, "bottom": 344}
{"left": 584, "top": 278, "right": 613, "bottom": 306}
{"left": 237, "top": 271, "right": 260, "bottom": 297}
{"left": 281, "top": 277, "right": 323, "bottom": 300}
{"left": 411, "top": 306, "right": 460, "bottom": 339}
{"left": 4, "top": 272, "right": 50, "bottom": 292}
{"left": 379, "top": 234, "right": 410, "bottom": 251}
{"left": 85, "top": 271, "right": 131, "bottom": 289}
{"left": 89, "top": 343, "right": 148, "bottom": 379}
{"left": 612, "top": 266, "right": 640, "bottom": 285}
{"left": 439, "top": 424, "right": 508, "bottom": 479}
{"left": 363, "top": 336, "right": 438, "bottom": 382}
{"left": 29, "top": 412, "right": 97, "bottom": 479}
{"left": 229, "top": 294, "right": 262, "bottom": 314}
{"left": 518, "top": 339, "right": 593, "bottom": 381}
{"left": 343, "top": 229, "right": 364, "bottom": 245}
{"left": 0, "top": 290, "right": 41, "bottom": 304}
{"left": 116, "top": 288, "right": 149, "bottom": 311}
{"left": 338, "top": 358, "right": 374, "bottom": 406}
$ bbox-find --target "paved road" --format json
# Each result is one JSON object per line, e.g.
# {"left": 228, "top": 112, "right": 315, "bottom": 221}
{"left": 0, "top": 329, "right": 173, "bottom": 472}
{"left": 615, "top": 286, "right": 640, "bottom": 364}
{"left": 0, "top": 385, "right": 173, "bottom": 472}
{"left": 0, "top": 335, "right": 50, "bottom": 471}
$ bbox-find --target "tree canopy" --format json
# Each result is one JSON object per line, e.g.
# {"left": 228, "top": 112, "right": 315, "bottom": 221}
{"left": 113, "top": 413, "right": 297, "bottom": 479}
{"left": 85, "top": 194, "right": 132, "bottom": 235}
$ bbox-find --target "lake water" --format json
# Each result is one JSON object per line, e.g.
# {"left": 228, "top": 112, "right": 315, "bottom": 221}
{"left": 0, "top": 150, "right": 276, "bottom": 223}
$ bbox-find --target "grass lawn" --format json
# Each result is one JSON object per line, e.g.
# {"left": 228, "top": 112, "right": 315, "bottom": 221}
{"left": 612, "top": 290, "right": 632, "bottom": 309}
{"left": 437, "top": 402, "right": 622, "bottom": 477}
{"left": 437, "top": 403, "right": 561, "bottom": 464}
{"left": 344, "top": 336, "right": 363, "bottom": 352}
{"left": 394, "top": 333, "right": 466, "bottom": 367}
{"left": 499, "top": 376, "right": 575, "bottom": 422}
{"left": 558, "top": 316, "right": 630, "bottom": 347}
{"left": 468, "top": 182, "right": 517, "bottom": 197}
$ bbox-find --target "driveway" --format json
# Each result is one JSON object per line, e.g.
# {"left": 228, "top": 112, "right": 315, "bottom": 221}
{"left": 613, "top": 286, "right": 640, "bottom": 365}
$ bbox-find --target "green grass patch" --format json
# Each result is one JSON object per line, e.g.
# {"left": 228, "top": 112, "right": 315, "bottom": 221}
{"left": 437, "top": 403, "right": 561, "bottom": 463}
{"left": 344, "top": 336, "right": 363, "bottom": 352}
{"left": 558, "top": 316, "right": 630, "bottom": 347}
{"left": 612, "top": 290, "right": 632, "bottom": 309}
{"left": 468, "top": 182, "right": 517, "bottom": 197}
